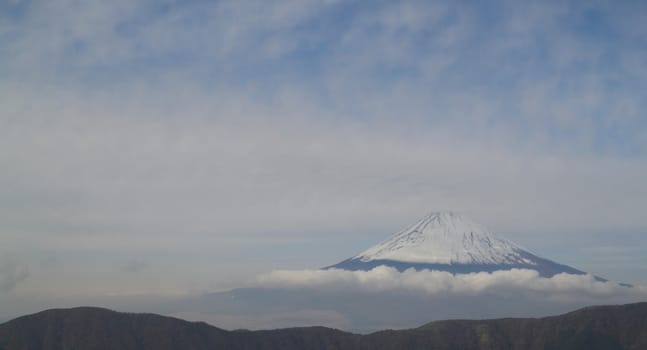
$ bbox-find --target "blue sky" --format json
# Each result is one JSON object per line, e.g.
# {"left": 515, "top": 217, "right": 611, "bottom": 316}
{"left": 1, "top": 0, "right": 647, "bottom": 318}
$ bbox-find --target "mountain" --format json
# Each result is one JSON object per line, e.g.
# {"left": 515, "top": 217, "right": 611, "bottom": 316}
{"left": 327, "top": 212, "right": 589, "bottom": 277}
{"left": 2, "top": 303, "right": 647, "bottom": 350}
{"left": 147, "top": 211, "right": 619, "bottom": 332}
{"left": 0, "top": 306, "right": 357, "bottom": 350}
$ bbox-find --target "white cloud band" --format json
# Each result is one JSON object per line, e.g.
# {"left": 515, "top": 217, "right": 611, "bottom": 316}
{"left": 257, "top": 266, "right": 647, "bottom": 301}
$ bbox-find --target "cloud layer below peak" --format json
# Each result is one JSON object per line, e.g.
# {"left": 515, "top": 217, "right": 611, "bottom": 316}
{"left": 257, "top": 267, "right": 647, "bottom": 302}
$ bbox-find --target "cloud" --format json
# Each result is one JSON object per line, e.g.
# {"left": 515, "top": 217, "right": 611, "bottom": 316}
{"left": 0, "top": 0, "right": 646, "bottom": 306}
{"left": 121, "top": 258, "right": 149, "bottom": 273}
{"left": 256, "top": 267, "right": 647, "bottom": 302}
{"left": 0, "top": 256, "right": 29, "bottom": 293}
{"left": 1, "top": 0, "right": 646, "bottom": 244}
{"left": 1, "top": 93, "right": 646, "bottom": 240}
{"left": 159, "top": 267, "right": 647, "bottom": 331}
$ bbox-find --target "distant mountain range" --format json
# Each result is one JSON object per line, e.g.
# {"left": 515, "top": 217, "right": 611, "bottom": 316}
{"left": 328, "top": 212, "right": 591, "bottom": 278}
{"left": 1, "top": 302, "right": 646, "bottom": 350}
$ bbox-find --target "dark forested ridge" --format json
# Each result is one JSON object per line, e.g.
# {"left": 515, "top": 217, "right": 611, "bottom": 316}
{"left": 1, "top": 302, "right": 646, "bottom": 350}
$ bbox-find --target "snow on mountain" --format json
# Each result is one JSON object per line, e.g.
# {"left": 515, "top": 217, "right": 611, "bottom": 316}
{"left": 326, "top": 211, "right": 591, "bottom": 278}
{"left": 355, "top": 212, "right": 531, "bottom": 265}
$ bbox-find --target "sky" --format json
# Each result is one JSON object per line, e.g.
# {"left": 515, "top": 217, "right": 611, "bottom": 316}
{"left": 1, "top": 0, "right": 647, "bottom": 322}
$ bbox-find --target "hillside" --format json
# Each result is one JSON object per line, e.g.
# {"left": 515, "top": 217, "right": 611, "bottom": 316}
{"left": 1, "top": 303, "right": 646, "bottom": 350}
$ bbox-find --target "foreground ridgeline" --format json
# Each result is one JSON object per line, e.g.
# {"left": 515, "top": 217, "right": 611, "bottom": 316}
{"left": 1, "top": 303, "right": 646, "bottom": 350}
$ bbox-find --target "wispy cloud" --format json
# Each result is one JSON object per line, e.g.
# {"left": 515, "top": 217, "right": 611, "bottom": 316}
{"left": 0, "top": 255, "right": 29, "bottom": 293}
{"left": 121, "top": 258, "right": 149, "bottom": 273}
{"left": 0, "top": 0, "right": 646, "bottom": 312}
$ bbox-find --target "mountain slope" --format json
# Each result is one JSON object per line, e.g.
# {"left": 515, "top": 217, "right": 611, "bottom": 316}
{"left": 1, "top": 303, "right": 647, "bottom": 350}
{"left": 0, "top": 307, "right": 358, "bottom": 350}
{"left": 0, "top": 307, "right": 233, "bottom": 350}
{"left": 327, "top": 212, "right": 589, "bottom": 277}
{"left": 370, "top": 302, "right": 647, "bottom": 350}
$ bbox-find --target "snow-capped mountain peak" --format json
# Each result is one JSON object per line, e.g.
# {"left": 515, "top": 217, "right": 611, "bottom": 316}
{"left": 326, "top": 211, "right": 589, "bottom": 278}
{"left": 354, "top": 212, "right": 531, "bottom": 265}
